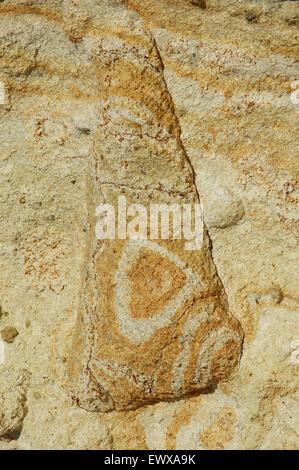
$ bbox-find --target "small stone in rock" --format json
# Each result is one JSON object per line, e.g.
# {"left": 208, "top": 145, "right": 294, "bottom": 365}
{"left": 1, "top": 326, "right": 19, "bottom": 344}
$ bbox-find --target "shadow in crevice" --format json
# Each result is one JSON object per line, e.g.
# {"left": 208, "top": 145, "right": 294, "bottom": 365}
{"left": 0, "top": 428, "right": 22, "bottom": 442}
{"left": 114, "top": 382, "right": 219, "bottom": 415}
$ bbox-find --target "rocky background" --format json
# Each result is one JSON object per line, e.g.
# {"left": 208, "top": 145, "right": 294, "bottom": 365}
{"left": 0, "top": 0, "right": 298, "bottom": 449}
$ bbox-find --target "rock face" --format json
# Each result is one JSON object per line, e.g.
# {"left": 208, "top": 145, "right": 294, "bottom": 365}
{"left": 0, "top": 368, "right": 30, "bottom": 439}
{"left": 67, "top": 23, "right": 243, "bottom": 411}
{"left": 0, "top": 0, "right": 298, "bottom": 450}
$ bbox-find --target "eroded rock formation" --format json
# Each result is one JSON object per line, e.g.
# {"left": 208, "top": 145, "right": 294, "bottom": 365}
{"left": 0, "top": 0, "right": 298, "bottom": 450}
{"left": 67, "top": 23, "right": 243, "bottom": 411}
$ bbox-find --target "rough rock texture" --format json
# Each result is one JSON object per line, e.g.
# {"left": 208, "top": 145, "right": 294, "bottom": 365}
{"left": 0, "top": 0, "right": 298, "bottom": 449}
{"left": 0, "top": 367, "right": 30, "bottom": 440}
{"left": 67, "top": 20, "right": 243, "bottom": 412}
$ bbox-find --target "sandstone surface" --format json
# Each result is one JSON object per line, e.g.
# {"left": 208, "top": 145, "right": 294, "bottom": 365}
{"left": 0, "top": 0, "right": 298, "bottom": 449}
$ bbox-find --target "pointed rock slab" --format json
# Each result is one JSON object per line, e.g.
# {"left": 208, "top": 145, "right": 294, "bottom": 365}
{"left": 68, "top": 22, "right": 243, "bottom": 412}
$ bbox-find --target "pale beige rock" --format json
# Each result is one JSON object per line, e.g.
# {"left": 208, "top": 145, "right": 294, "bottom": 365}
{"left": 0, "top": 367, "right": 30, "bottom": 439}
{"left": 202, "top": 187, "right": 244, "bottom": 229}
{"left": 1, "top": 326, "right": 19, "bottom": 343}
{"left": 0, "top": 0, "right": 298, "bottom": 449}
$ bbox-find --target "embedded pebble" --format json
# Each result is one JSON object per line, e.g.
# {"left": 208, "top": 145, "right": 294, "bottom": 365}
{"left": 203, "top": 187, "right": 244, "bottom": 229}
{"left": 0, "top": 368, "right": 30, "bottom": 439}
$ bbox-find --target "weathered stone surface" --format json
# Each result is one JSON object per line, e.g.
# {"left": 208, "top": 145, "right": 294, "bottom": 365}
{"left": 0, "top": 367, "right": 30, "bottom": 439}
{"left": 0, "top": 0, "right": 298, "bottom": 449}
{"left": 67, "top": 20, "right": 243, "bottom": 412}
{"left": 1, "top": 326, "right": 19, "bottom": 343}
